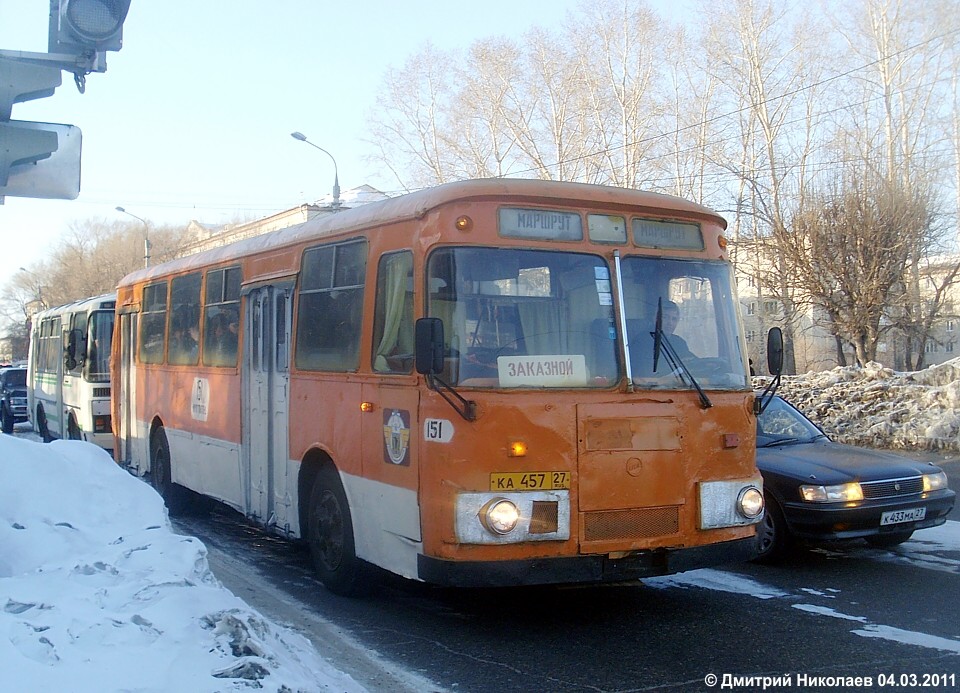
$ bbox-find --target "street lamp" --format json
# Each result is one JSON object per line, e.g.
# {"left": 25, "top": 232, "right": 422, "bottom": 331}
{"left": 290, "top": 131, "right": 341, "bottom": 210}
{"left": 17, "top": 266, "right": 46, "bottom": 310}
{"left": 115, "top": 206, "right": 151, "bottom": 268}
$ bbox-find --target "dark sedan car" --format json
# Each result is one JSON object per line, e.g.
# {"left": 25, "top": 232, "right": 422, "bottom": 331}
{"left": 0, "top": 366, "right": 28, "bottom": 434}
{"left": 754, "top": 395, "right": 956, "bottom": 562}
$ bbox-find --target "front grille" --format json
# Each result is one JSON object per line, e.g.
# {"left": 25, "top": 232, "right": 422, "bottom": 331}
{"left": 529, "top": 501, "right": 559, "bottom": 534}
{"left": 93, "top": 387, "right": 111, "bottom": 399}
{"left": 583, "top": 506, "right": 679, "bottom": 542}
{"left": 861, "top": 476, "right": 923, "bottom": 499}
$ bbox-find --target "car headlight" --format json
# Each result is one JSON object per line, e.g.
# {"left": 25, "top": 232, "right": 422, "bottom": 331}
{"left": 800, "top": 482, "right": 863, "bottom": 503}
{"left": 923, "top": 471, "right": 948, "bottom": 492}
{"left": 737, "top": 486, "right": 764, "bottom": 519}
{"left": 479, "top": 498, "right": 520, "bottom": 535}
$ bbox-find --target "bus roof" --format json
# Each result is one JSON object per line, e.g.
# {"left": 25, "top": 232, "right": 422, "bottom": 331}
{"left": 116, "top": 178, "right": 728, "bottom": 289}
{"left": 30, "top": 292, "right": 117, "bottom": 321}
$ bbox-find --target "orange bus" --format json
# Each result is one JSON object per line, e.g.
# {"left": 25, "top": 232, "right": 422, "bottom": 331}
{"left": 112, "top": 179, "right": 771, "bottom": 595}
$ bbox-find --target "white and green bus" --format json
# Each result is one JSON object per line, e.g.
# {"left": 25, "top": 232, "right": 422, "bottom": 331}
{"left": 27, "top": 293, "right": 116, "bottom": 451}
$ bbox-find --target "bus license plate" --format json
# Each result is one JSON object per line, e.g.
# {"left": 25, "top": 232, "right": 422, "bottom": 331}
{"left": 490, "top": 471, "right": 570, "bottom": 491}
{"left": 880, "top": 507, "right": 926, "bottom": 526}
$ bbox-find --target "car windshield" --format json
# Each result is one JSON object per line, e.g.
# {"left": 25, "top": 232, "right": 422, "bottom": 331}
{"left": 4, "top": 369, "right": 26, "bottom": 387}
{"left": 757, "top": 396, "right": 825, "bottom": 446}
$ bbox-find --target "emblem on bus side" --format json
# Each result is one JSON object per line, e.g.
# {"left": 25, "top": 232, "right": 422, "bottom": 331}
{"left": 191, "top": 378, "right": 209, "bottom": 422}
{"left": 383, "top": 409, "right": 411, "bottom": 466}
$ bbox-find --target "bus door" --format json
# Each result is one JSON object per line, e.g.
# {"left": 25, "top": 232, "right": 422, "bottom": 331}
{"left": 243, "top": 283, "right": 293, "bottom": 530}
{"left": 117, "top": 312, "right": 139, "bottom": 466}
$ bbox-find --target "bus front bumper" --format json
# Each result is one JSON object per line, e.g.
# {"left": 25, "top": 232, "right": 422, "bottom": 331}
{"left": 416, "top": 536, "right": 757, "bottom": 588}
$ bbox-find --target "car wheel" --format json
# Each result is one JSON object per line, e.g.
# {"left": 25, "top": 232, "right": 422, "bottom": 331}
{"left": 150, "top": 427, "right": 190, "bottom": 514}
{"left": 865, "top": 530, "right": 914, "bottom": 548}
{"left": 752, "top": 494, "right": 792, "bottom": 564}
{"left": 307, "top": 466, "right": 370, "bottom": 596}
{"left": 1, "top": 405, "right": 12, "bottom": 434}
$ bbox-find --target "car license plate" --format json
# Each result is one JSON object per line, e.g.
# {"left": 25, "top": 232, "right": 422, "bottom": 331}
{"left": 490, "top": 471, "right": 570, "bottom": 491}
{"left": 880, "top": 507, "right": 926, "bottom": 526}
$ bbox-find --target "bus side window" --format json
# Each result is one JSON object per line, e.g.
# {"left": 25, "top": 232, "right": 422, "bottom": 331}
{"left": 296, "top": 240, "right": 367, "bottom": 372}
{"left": 372, "top": 251, "right": 414, "bottom": 373}
{"left": 203, "top": 266, "right": 241, "bottom": 368}
{"left": 168, "top": 272, "right": 202, "bottom": 366}
{"left": 139, "top": 282, "right": 168, "bottom": 365}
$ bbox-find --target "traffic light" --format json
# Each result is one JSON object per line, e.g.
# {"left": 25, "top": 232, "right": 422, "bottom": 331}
{"left": 0, "top": 1, "right": 131, "bottom": 201}
{"left": 49, "top": 0, "right": 131, "bottom": 56}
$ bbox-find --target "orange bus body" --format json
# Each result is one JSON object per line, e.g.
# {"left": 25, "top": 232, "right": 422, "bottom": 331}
{"left": 113, "top": 179, "right": 762, "bottom": 592}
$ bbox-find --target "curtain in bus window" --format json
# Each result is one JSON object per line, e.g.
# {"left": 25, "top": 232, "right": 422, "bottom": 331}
{"left": 203, "top": 267, "right": 241, "bottom": 368}
{"left": 296, "top": 240, "right": 367, "bottom": 372}
{"left": 373, "top": 251, "right": 413, "bottom": 373}
{"left": 168, "top": 273, "right": 201, "bottom": 366}
{"left": 139, "top": 282, "right": 168, "bottom": 364}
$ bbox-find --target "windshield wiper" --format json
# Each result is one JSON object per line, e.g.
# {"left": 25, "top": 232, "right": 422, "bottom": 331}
{"left": 651, "top": 299, "right": 712, "bottom": 409}
{"left": 759, "top": 437, "right": 800, "bottom": 447}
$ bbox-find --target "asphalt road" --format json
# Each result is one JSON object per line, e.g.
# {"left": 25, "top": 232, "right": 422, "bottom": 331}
{"left": 173, "top": 495, "right": 960, "bottom": 693}
{"left": 12, "top": 424, "right": 959, "bottom": 691}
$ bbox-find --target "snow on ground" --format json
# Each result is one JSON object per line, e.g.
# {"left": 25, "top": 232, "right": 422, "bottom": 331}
{"left": 2, "top": 358, "right": 959, "bottom": 691}
{"left": 0, "top": 435, "right": 364, "bottom": 693}
{"left": 769, "top": 358, "right": 960, "bottom": 451}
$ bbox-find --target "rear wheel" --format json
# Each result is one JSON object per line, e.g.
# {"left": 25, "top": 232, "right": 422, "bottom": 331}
{"left": 150, "top": 427, "right": 189, "bottom": 514}
{"left": 1, "top": 405, "right": 12, "bottom": 434}
{"left": 865, "top": 530, "right": 914, "bottom": 548}
{"left": 307, "top": 466, "right": 370, "bottom": 596}
{"left": 752, "top": 494, "right": 792, "bottom": 564}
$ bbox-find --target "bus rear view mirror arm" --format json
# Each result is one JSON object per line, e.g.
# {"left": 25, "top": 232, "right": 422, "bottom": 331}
{"left": 415, "top": 317, "right": 477, "bottom": 422}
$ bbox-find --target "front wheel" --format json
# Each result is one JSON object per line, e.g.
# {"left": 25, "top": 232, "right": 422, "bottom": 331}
{"left": 865, "top": 530, "right": 914, "bottom": 548}
{"left": 36, "top": 405, "right": 53, "bottom": 443}
{"left": 752, "top": 494, "right": 792, "bottom": 564}
{"left": 307, "top": 467, "right": 370, "bottom": 596}
{"left": 67, "top": 414, "right": 82, "bottom": 440}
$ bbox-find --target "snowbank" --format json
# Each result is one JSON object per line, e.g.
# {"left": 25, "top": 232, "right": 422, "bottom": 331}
{"left": 768, "top": 358, "right": 960, "bottom": 452}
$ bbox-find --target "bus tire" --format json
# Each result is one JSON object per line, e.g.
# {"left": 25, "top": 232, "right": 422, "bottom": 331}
{"left": 307, "top": 467, "right": 370, "bottom": 596}
{"left": 150, "top": 427, "right": 189, "bottom": 515}
{"left": 67, "top": 413, "right": 82, "bottom": 440}
{"left": 37, "top": 405, "right": 53, "bottom": 443}
{"left": 1, "top": 404, "right": 12, "bottom": 434}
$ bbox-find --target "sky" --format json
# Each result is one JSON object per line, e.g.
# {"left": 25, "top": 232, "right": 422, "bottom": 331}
{"left": 1, "top": 0, "right": 693, "bottom": 289}
{"left": 2, "top": 361, "right": 960, "bottom": 691}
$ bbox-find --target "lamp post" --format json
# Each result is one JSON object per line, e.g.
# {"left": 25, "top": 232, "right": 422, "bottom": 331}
{"left": 115, "top": 206, "right": 151, "bottom": 268}
{"left": 290, "top": 131, "right": 341, "bottom": 211}
{"left": 17, "top": 266, "right": 46, "bottom": 310}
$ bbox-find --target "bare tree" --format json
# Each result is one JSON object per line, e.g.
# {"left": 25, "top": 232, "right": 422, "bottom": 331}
{"left": 785, "top": 172, "right": 946, "bottom": 365}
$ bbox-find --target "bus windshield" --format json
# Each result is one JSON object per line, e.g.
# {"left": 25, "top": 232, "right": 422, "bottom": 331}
{"left": 621, "top": 256, "right": 748, "bottom": 390}
{"left": 426, "top": 248, "right": 748, "bottom": 390}
{"left": 427, "top": 247, "right": 620, "bottom": 388}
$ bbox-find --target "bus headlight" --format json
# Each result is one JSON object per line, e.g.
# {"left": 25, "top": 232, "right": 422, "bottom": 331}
{"left": 737, "top": 486, "right": 764, "bottom": 519}
{"left": 479, "top": 498, "right": 520, "bottom": 535}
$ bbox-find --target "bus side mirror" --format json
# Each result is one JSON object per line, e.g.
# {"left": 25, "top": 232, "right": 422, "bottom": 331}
{"left": 415, "top": 318, "right": 445, "bottom": 375}
{"left": 766, "top": 327, "right": 783, "bottom": 376}
{"left": 64, "top": 327, "right": 85, "bottom": 370}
